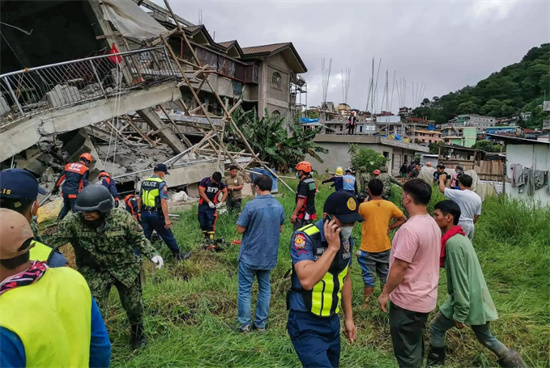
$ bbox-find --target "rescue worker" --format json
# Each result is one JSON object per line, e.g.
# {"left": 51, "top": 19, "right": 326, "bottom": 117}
{"left": 0, "top": 209, "right": 111, "bottom": 368}
{"left": 321, "top": 167, "right": 344, "bottom": 191}
{"left": 0, "top": 169, "right": 67, "bottom": 267}
{"left": 287, "top": 191, "right": 361, "bottom": 367}
{"left": 343, "top": 168, "right": 358, "bottom": 195}
{"left": 53, "top": 152, "right": 92, "bottom": 220}
{"left": 124, "top": 194, "right": 140, "bottom": 221}
{"left": 43, "top": 185, "right": 164, "bottom": 350}
{"left": 138, "top": 164, "right": 186, "bottom": 259}
{"left": 97, "top": 170, "right": 120, "bottom": 207}
{"left": 225, "top": 165, "right": 244, "bottom": 214}
{"left": 378, "top": 166, "right": 402, "bottom": 200}
{"left": 291, "top": 161, "right": 317, "bottom": 231}
{"left": 358, "top": 166, "right": 371, "bottom": 195}
{"left": 198, "top": 171, "right": 229, "bottom": 240}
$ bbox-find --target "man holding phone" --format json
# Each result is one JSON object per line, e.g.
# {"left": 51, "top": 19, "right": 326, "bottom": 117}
{"left": 287, "top": 191, "right": 362, "bottom": 368}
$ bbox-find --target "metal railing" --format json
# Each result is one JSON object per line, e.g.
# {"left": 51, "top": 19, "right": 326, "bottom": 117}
{"left": 0, "top": 46, "right": 182, "bottom": 126}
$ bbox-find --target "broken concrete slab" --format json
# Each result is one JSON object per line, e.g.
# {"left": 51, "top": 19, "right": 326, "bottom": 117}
{"left": 46, "top": 85, "right": 81, "bottom": 108}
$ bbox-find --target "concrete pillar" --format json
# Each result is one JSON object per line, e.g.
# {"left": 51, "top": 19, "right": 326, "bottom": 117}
{"left": 136, "top": 107, "right": 186, "bottom": 154}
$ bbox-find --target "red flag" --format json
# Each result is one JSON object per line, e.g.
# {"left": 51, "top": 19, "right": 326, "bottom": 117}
{"left": 108, "top": 43, "right": 122, "bottom": 64}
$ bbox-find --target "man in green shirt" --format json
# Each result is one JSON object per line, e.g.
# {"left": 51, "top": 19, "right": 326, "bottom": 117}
{"left": 429, "top": 200, "right": 525, "bottom": 368}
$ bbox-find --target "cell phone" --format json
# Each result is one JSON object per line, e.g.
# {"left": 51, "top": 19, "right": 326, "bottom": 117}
{"left": 325, "top": 214, "right": 334, "bottom": 223}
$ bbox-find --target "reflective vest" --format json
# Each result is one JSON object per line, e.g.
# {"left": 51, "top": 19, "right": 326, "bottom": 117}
{"left": 141, "top": 177, "right": 164, "bottom": 210}
{"left": 293, "top": 224, "right": 351, "bottom": 317}
{"left": 0, "top": 267, "right": 92, "bottom": 368}
{"left": 29, "top": 241, "right": 54, "bottom": 264}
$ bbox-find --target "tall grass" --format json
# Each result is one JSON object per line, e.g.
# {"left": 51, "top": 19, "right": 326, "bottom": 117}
{"left": 105, "top": 179, "right": 549, "bottom": 367}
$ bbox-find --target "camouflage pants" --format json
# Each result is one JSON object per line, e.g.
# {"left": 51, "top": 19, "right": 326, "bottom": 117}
{"left": 80, "top": 267, "right": 144, "bottom": 326}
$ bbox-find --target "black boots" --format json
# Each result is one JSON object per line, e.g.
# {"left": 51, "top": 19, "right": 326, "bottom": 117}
{"left": 426, "top": 345, "right": 446, "bottom": 367}
{"left": 130, "top": 323, "right": 147, "bottom": 350}
{"left": 498, "top": 350, "right": 526, "bottom": 368}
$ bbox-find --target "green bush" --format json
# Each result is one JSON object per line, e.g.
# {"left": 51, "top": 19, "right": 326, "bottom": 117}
{"left": 349, "top": 144, "right": 387, "bottom": 172}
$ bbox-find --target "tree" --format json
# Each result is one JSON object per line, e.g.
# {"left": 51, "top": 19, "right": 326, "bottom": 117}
{"left": 471, "top": 140, "right": 502, "bottom": 152}
{"left": 348, "top": 145, "right": 387, "bottom": 173}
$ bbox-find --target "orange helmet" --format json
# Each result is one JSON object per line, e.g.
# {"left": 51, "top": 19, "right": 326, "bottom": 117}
{"left": 98, "top": 170, "right": 110, "bottom": 178}
{"left": 296, "top": 161, "right": 312, "bottom": 174}
{"left": 79, "top": 152, "right": 93, "bottom": 163}
{"left": 373, "top": 169, "right": 381, "bottom": 175}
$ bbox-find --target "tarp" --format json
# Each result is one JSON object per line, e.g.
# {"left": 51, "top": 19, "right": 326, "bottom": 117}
{"left": 101, "top": 0, "right": 168, "bottom": 41}
{"left": 300, "top": 118, "right": 320, "bottom": 124}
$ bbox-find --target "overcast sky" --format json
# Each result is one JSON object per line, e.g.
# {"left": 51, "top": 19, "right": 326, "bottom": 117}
{"left": 157, "top": 0, "right": 548, "bottom": 113}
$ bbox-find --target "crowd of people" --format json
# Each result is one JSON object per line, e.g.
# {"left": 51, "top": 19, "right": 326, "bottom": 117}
{"left": 0, "top": 155, "right": 527, "bottom": 368}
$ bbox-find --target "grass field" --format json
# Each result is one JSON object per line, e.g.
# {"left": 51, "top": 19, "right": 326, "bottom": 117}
{"left": 101, "top": 179, "right": 549, "bottom": 368}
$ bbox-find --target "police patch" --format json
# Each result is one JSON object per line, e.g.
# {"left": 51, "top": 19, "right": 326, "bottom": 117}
{"left": 294, "top": 233, "right": 306, "bottom": 249}
{"left": 347, "top": 197, "right": 357, "bottom": 211}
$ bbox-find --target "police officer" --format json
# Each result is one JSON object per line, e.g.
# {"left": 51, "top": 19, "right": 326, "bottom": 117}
{"left": 198, "top": 172, "right": 228, "bottom": 240}
{"left": 0, "top": 209, "right": 111, "bottom": 367}
{"left": 0, "top": 169, "right": 67, "bottom": 267}
{"left": 287, "top": 191, "right": 361, "bottom": 367}
{"left": 97, "top": 170, "right": 120, "bottom": 207}
{"left": 291, "top": 161, "right": 317, "bottom": 231}
{"left": 53, "top": 152, "right": 92, "bottom": 220}
{"left": 43, "top": 185, "right": 164, "bottom": 349}
{"left": 124, "top": 194, "right": 139, "bottom": 221}
{"left": 343, "top": 168, "right": 358, "bottom": 195}
{"left": 138, "top": 164, "right": 186, "bottom": 260}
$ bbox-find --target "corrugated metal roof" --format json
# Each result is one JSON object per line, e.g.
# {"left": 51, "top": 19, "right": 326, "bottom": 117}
{"left": 241, "top": 42, "right": 290, "bottom": 55}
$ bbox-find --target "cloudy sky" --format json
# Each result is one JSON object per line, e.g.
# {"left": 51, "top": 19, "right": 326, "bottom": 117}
{"left": 157, "top": 0, "right": 548, "bottom": 113}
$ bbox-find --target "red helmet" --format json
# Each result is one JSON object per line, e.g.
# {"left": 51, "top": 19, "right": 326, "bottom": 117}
{"left": 79, "top": 152, "right": 93, "bottom": 163}
{"left": 373, "top": 169, "right": 381, "bottom": 175}
{"left": 296, "top": 161, "right": 312, "bottom": 174}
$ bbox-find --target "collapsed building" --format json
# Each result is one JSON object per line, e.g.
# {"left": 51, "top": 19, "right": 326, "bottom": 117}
{"left": 0, "top": 0, "right": 307, "bottom": 201}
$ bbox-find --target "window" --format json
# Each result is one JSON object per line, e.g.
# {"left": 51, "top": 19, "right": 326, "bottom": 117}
{"left": 272, "top": 72, "right": 282, "bottom": 89}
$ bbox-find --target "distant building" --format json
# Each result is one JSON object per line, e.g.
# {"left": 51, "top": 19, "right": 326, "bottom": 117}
{"left": 409, "top": 129, "right": 443, "bottom": 144}
{"left": 485, "top": 126, "right": 521, "bottom": 135}
{"left": 443, "top": 126, "right": 477, "bottom": 147}
{"left": 449, "top": 114, "right": 496, "bottom": 132}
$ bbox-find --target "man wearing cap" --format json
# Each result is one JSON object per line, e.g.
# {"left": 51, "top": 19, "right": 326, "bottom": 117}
{"left": 198, "top": 172, "right": 229, "bottom": 240}
{"left": 342, "top": 168, "right": 358, "bottom": 195}
{"left": 378, "top": 166, "right": 402, "bottom": 200}
{"left": 97, "top": 170, "right": 120, "bottom": 208}
{"left": 43, "top": 185, "right": 164, "bottom": 350}
{"left": 0, "top": 208, "right": 111, "bottom": 367}
{"left": 287, "top": 191, "right": 361, "bottom": 368}
{"left": 54, "top": 152, "right": 93, "bottom": 221}
{"left": 0, "top": 169, "right": 67, "bottom": 267}
{"left": 138, "top": 164, "right": 186, "bottom": 259}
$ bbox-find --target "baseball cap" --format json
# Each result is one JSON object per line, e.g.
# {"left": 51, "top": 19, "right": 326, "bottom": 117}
{"left": 323, "top": 191, "right": 363, "bottom": 224}
{"left": 0, "top": 209, "right": 35, "bottom": 260}
{"left": 0, "top": 169, "right": 46, "bottom": 202}
{"left": 153, "top": 163, "right": 170, "bottom": 175}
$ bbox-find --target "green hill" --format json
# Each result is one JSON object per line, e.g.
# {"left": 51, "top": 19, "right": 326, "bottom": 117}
{"left": 413, "top": 43, "right": 550, "bottom": 128}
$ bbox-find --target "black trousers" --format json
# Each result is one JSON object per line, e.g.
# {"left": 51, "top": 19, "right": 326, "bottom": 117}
{"left": 389, "top": 302, "right": 429, "bottom": 368}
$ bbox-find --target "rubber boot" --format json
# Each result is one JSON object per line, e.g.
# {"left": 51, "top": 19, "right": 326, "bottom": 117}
{"left": 362, "top": 287, "right": 374, "bottom": 307}
{"left": 426, "top": 345, "right": 446, "bottom": 367}
{"left": 497, "top": 350, "right": 526, "bottom": 368}
{"left": 130, "top": 323, "right": 147, "bottom": 350}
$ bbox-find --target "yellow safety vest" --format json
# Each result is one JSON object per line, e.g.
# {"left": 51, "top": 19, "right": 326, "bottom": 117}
{"left": 29, "top": 241, "right": 54, "bottom": 264}
{"left": 295, "top": 224, "right": 350, "bottom": 317}
{"left": 0, "top": 267, "right": 92, "bottom": 368}
{"left": 141, "top": 177, "right": 164, "bottom": 209}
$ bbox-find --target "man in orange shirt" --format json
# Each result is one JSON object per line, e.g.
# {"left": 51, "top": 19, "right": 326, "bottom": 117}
{"left": 357, "top": 179, "right": 407, "bottom": 306}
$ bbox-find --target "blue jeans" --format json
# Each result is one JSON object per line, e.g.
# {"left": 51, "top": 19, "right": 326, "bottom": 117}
{"left": 287, "top": 310, "right": 341, "bottom": 368}
{"left": 140, "top": 210, "right": 181, "bottom": 255}
{"left": 237, "top": 262, "right": 271, "bottom": 329}
{"left": 429, "top": 311, "right": 509, "bottom": 358}
{"left": 57, "top": 196, "right": 76, "bottom": 220}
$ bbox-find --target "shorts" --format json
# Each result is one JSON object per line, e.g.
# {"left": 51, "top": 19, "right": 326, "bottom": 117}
{"left": 357, "top": 250, "right": 390, "bottom": 287}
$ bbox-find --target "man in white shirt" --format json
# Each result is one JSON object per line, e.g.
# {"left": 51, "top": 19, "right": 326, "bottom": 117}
{"left": 439, "top": 174, "right": 482, "bottom": 240}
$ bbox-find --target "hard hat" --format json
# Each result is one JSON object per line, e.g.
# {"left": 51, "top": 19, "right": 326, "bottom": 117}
{"left": 74, "top": 185, "right": 114, "bottom": 213}
{"left": 373, "top": 169, "right": 381, "bottom": 175}
{"left": 0, "top": 209, "right": 35, "bottom": 260}
{"left": 335, "top": 167, "right": 344, "bottom": 176}
{"left": 79, "top": 152, "right": 93, "bottom": 163}
{"left": 345, "top": 167, "right": 352, "bottom": 173}
{"left": 381, "top": 166, "right": 388, "bottom": 173}
{"left": 98, "top": 170, "right": 110, "bottom": 178}
{"left": 296, "top": 161, "right": 312, "bottom": 174}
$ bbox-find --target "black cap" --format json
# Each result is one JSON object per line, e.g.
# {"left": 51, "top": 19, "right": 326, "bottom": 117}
{"left": 153, "top": 163, "right": 170, "bottom": 175}
{"left": 0, "top": 169, "right": 46, "bottom": 202}
{"left": 323, "top": 191, "right": 363, "bottom": 224}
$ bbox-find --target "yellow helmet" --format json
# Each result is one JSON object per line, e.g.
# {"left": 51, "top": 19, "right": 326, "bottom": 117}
{"left": 335, "top": 167, "right": 344, "bottom": 176}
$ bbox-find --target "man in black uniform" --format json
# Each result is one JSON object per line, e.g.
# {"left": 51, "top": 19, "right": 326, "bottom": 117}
{"left": 198, "top": 172, "right": 228, "bottom": 240}
{"left": 291, "top": 161, "right": 317, "bottom": 231}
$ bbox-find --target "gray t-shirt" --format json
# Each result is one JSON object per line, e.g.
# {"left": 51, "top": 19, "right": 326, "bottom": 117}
{"left": 444, "top": 188, "right": 482, "bottom": 222}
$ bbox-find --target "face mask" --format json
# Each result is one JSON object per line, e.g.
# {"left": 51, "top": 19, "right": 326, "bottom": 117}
{"left": 296, "top": 172, "right": 300, "bottom": 178}
{"left": 340, "top": 226, "right": 353, "bottom": 240}
{"left": 82, "top": 213, "right": 106, "bottom": 229}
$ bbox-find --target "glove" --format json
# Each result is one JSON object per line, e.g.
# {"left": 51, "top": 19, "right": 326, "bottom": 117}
{"left": 216, "top": 202, "right": 224, "bottom": 209}
{"left": 114, "top": 199, "right": 120, "bottom": 208}
{"left": 52, "top": 187, "right": 59, "bottom": 195}
{"left": 151, "top": 255, "right": 164, "bottom": 269}
{"left": 208, "top": 201, "right": 216, "bottom": 209}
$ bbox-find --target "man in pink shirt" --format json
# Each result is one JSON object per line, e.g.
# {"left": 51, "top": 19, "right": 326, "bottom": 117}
{"left": 378, "top": 178, "right": 441, "bottom": 368}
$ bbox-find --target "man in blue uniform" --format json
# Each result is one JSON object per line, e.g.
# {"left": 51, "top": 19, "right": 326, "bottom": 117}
{"left": 287, "top": 191, "right": 362, "bottom": 368}
{"left": 198, "top": 172, "right": 228, "bottom": 240}
{"left": 54, "top": 152, "right": 92, "bottom": 220}
{"left": 342, "top": 168, "right": 358, "bottom": 195}
{"left": 138, "top": 164, "right": 186, "bottom": 260}
{"left": 97, "top": 170, "right": 120, "bottom": 207}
